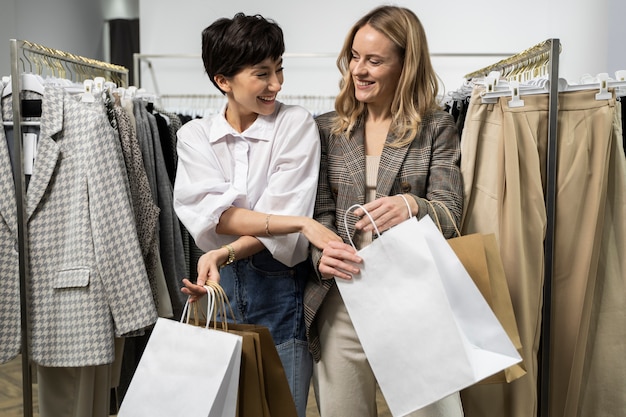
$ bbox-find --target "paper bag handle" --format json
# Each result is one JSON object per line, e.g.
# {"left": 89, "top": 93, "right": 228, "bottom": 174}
{"left": 181, "top": 285, "right": 216, "bottom": 327}
{"left": 344, "top": 204, "right": 381, "bottom": 251}
{"left": 398, "top": 194, "right": 413, "bottom": 219}
{"left": 181, "top": 281, "right": 237, "bottom": 330}
{"left": 204, "top": 281, "right": 238, "bottom": 330}
{"left": 426, "top": 200, "right": 461, "bottom": 237}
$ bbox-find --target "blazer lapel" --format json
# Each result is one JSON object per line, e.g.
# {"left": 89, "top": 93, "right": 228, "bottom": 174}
{"left": 0, "top": 125, "right": 17, "bottom": 236}
{"left": 340, "top": 125, "right": 366, "bottom": 204}
{"left": 26, "top": 86, "right": 62, "bottom": 220}
{"left": 376, "top": 133, "right": 409, "bottom": 198}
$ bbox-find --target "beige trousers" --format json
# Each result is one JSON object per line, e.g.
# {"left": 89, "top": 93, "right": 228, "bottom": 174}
{"left": 37, "top": 363, "right": 111, "bottom": 417}
{"left": 553, "top": 91, "right": 626, "bottom": 417}
{"left": 313, "top": 284, "right": 464, "bottom": 417}
{"left": 460, "top": 87, "right": 548, "bottom": 417}
{"left": 460, "top": 87, "right": 626, "bottom": 417}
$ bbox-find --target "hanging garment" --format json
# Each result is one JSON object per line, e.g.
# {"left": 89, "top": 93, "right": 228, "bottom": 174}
{"left": 553, "top": 89, "right": 625, "bottom": 417}
{"left": 1, "top": 85, "right": 157, "bottom": 367}
{"left": 133, "top": 101, "right": 187, "bottom": 319}
{"left": 459, "top": 86, "right": 548, "bottom": 417}
{"left": 111, "top": 102, "right": 164, "bottom": 315}
{"left": 0, "top": 80, "right": 22, "bottom": 364}
{"left": 459, "top": 86, "right": 626, "bottom": 417}
{"left": 619, "top": 96, "right": 626, "bottom": 152}
{"left": 116, "top": 100, "right": 189, "bottom": 407}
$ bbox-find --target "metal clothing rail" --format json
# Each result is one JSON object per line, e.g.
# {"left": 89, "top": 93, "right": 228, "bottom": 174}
{"left": 8, "top": 38, "right": 129, "bottom": 417}
{"left": 465, "top": 38, "right": 561, "bottom": 417}
{"left": 464, "top": 39, "right": 560, "bottom": 81}
{"left": 15, "top": 39, "right": 129, "bottom": 87}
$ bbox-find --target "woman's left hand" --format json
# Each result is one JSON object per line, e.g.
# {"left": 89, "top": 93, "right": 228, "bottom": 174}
{"left": 181, "top": 278, "right": 209, "bottom": 303}
{"left": 353, "top": 195, "right": 414, "bottom": 232}
{"left": 180, "top": 248, "right": 226, "bottom": 302}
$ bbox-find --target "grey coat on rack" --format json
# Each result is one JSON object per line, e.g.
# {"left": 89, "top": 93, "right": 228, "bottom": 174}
{"left": 0, "top": 85, "right": 157, "bottom": 367}
{"left": 0, "top": 82, "right": 21, "bottom": 364}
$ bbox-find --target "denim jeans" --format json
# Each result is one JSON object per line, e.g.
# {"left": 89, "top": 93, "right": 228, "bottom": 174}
{"left": 219, "top": 249, "right": 313, "bottom": 417}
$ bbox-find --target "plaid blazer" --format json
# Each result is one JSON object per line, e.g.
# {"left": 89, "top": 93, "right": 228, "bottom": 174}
{"left": 304, "top": 109, "right": 464, "bottom": 361}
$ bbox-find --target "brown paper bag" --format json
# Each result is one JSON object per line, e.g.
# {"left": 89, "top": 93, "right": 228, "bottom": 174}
{"left": 447, "top": 233, "right": 526, "bottom": 384}
{"left": 225, "top": 323, "right": 297, "bottom": 417}
{"left": 191, "top": 282, "right": 297, "bottom": 416}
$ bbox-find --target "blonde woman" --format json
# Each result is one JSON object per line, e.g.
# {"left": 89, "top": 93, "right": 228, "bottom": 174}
{"left": 305, "top": 6, "right": 465, "bottom": 416}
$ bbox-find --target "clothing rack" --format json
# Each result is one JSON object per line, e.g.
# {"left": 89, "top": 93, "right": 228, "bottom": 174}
{"left": 132, "top": 51, "right": 516, "bottom": 97}
{"left": 133, "top": 52, "right": 339, "bottom": 96}
{"left": 465, "top": 38, "right": 560, "bottom": 417}
{"left": 8, "top": 38, "right": 129, "bottom": 417}
{"left": 157, "top": 92, "right": 337, "bottom": 117}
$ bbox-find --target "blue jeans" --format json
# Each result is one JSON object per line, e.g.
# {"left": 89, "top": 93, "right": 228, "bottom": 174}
{"left": 219, "top": 249, "right": 313, "bottom": 417}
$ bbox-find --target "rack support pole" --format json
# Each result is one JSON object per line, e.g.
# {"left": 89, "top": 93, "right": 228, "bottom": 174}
{"left": 538, "top": 38, "right": 560, "bottom": 417}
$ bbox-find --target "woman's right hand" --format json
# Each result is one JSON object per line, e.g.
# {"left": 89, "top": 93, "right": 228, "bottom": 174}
{"left": 318, "top": 240, "right": 362, "bottom": 281}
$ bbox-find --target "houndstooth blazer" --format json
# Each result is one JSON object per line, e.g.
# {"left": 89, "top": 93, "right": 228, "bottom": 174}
{"left": 0, "top": 85, "right": 157, "bottom": 367}
{"left": 0, "top": 83, "right": 21, "bottom": 364}
{"left": 304, "top": 110, "right": 464, "bottom": 362}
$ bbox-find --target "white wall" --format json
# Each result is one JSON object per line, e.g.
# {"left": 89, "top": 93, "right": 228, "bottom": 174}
{"left": 0, "top": 0, "right": 140, "bottom": 77}
{"left": 0, "top": 1, "right": 624, "bottom": 97}
{"left": 138, "top": 0, "right": 626, "bottom": 99}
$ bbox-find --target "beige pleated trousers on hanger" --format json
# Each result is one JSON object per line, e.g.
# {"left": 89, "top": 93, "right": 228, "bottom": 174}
{"left": 553, "top": 90, "right": 625, "bottom": 417}
{"left": 459, "top": 87, "right": 548, "bottom": 417}
{"left": 459, "top": 87, "right": 626, "bottom": 417}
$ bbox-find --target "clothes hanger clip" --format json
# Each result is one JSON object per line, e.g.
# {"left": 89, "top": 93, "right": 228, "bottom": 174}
{"left": 508, "top": 81, "right": 525, "bottom": 108}
{"left": 614, "top": 70, "right": 626, "bottom": 96}
{"left": 595, "top": 73, "right": 612, "bottom": 100}
{"left": 480, "top": 71, "right": 502, "bottom": 103}
{"left": 484, "top": 71, "right": 501, "bottom": 92}
{"left": 81, "top": 79, "right": 95, "bottom": 103}
{"left": 93, "top": 76, "right": 105, "bottom": 95}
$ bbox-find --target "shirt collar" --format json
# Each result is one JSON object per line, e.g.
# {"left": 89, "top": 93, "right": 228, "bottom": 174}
{"left": 209, "top": 102, "right": 279, "bottom": 143}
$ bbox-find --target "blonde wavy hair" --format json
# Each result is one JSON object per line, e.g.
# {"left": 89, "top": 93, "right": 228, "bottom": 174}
{"left": 332, "top": 6, "right": 441, "bottom": 147}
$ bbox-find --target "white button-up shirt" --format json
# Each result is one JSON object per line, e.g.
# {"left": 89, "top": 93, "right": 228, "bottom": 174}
{"left": 173, "top": 102, "right": 321, "bottom": 266}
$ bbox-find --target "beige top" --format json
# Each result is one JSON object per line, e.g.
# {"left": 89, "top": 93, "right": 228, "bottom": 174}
{"left": 355, "top": 155, "right": 380, "bottom": 249}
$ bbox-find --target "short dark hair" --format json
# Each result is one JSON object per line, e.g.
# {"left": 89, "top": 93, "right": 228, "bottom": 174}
{"left": 201, "top": 13, "right": 285, "bottom": 94}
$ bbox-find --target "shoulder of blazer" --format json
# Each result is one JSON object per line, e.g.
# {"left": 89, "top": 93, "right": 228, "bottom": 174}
{"left": 422, "top": 108, "right": 456, "bottom": 130}
{"left": 314, "top": 111, "right": 336, "bottom": 132}
{"left": 412, "top": 109, "right": 458, "bottom": 145}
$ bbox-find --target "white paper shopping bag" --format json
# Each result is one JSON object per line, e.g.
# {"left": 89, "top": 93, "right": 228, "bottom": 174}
{"left": 336, "top": 206, "right": 521, "bottom": 417}
{"left": 118, "top": 307, "right": 242, "bottom": 416}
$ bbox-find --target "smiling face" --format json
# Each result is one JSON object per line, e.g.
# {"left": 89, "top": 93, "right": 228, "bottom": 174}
{"left": 349, "top": 24, "right": 403, "bottom": 110}
{"left": 215, "top": 56, "right": 284, "bottom": 132}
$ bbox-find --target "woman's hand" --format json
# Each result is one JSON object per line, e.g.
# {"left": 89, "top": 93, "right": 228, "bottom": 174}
{"left": 301, "top": 217, "right": 343, "bottom": 250}
{"left": 353, "top": 195, "right": 414, "bottom": 233}
{"left": 318, "top": 240, "right": 362, "bottom": 281}
{"left": 181, "top": 248, "right": 227, "bottom": 303}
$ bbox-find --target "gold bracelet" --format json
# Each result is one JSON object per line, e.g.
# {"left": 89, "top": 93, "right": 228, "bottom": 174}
{"left": 221, "top": 244, "right": 235, "bottom": 267}
{"left": 265, "top": 214, "right": 273, "bottom": 236}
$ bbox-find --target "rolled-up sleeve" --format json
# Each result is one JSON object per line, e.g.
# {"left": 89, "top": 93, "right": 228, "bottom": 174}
{"left": 255, "top": 107, "right": 321, "bottom": 266}
{"left": 173, "top": 104, "right": 321, "bottom": 266}
{"left": 173, "top": 120, "right": 244, "bottom": 251}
